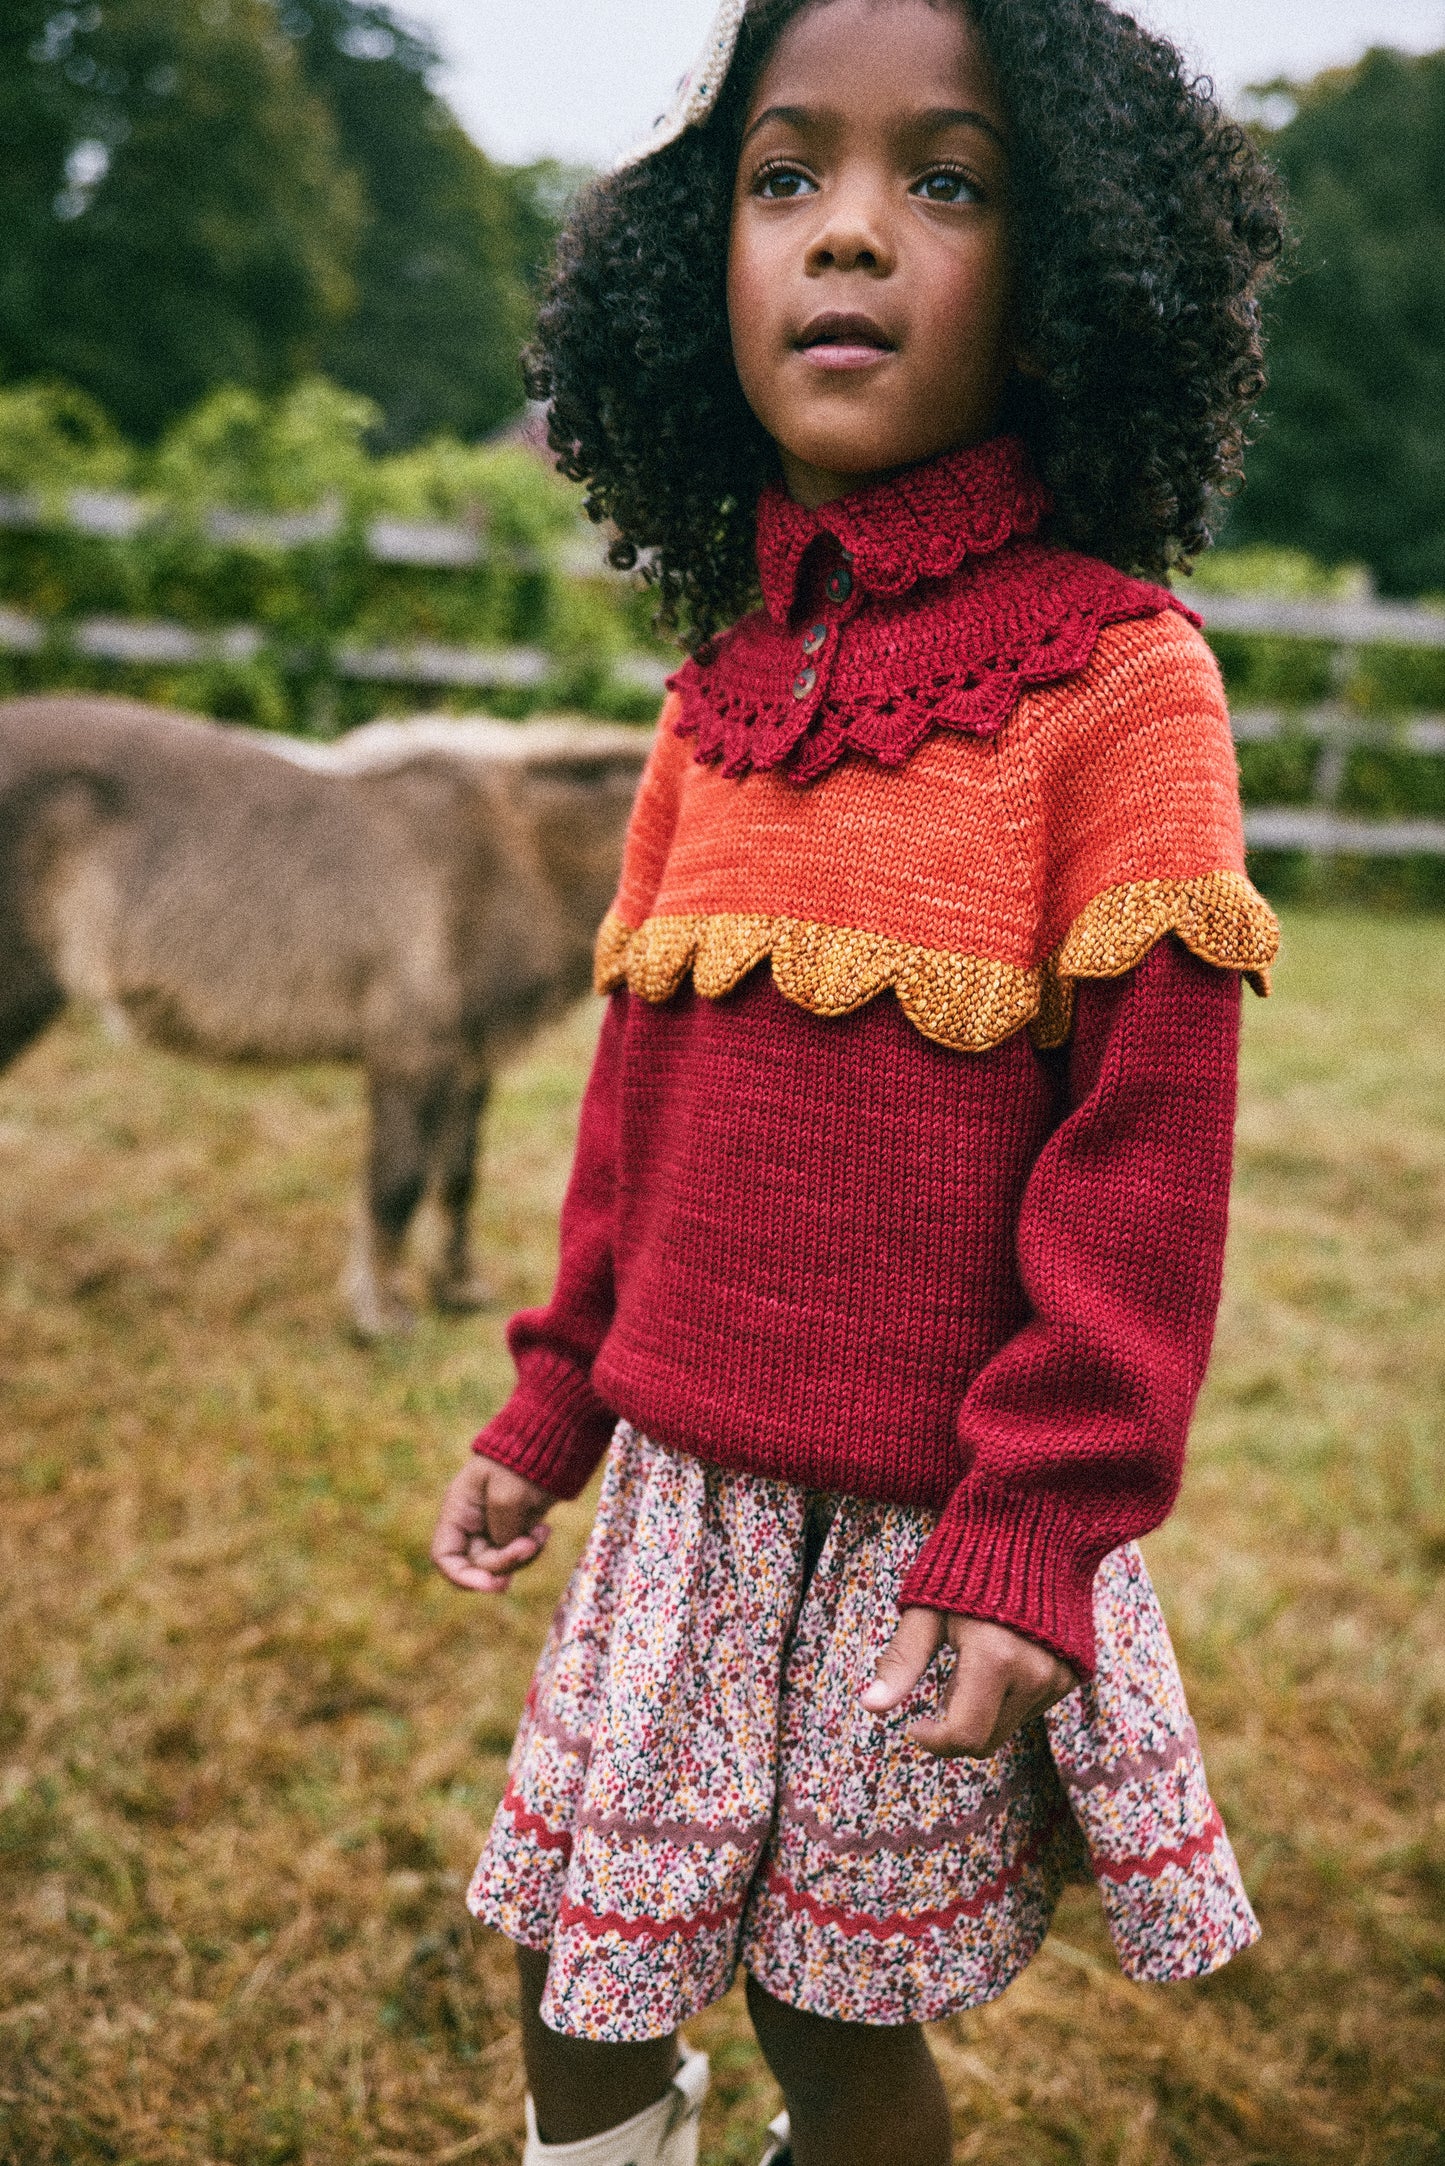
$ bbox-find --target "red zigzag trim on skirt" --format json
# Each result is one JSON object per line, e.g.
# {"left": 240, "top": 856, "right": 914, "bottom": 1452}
{"left": 760, "top": 1831, "right": 1053, "bottom": 1942}
{"left": 547, "top": 1813, "right": 1231, "bottom": 1949}
{"left": 1088, "top": 1809, "right": 1226, "bottom": 1886}
{"left": 501, "top": 1782, "right": 574, "bottom": 1858}
{"left": 556, "top": 1895, "right": 745, "bottom": 1945}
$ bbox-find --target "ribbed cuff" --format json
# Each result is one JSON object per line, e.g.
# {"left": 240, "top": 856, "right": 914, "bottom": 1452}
{"left": 471, "top": 1350, "right": 617, "bottom": 1501}
{"left": 898, "top": 1479, "right": 1105, "bottom": 1678}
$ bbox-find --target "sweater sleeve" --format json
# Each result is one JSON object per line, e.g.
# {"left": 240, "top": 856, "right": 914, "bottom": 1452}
{"left": 470, "top": 990, "right": 627, "bottom": 1498}
{"left": 898, "top": 936, "right": 1241, "bottom": 1676}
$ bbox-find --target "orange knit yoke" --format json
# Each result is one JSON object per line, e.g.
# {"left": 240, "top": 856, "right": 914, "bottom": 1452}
{"left": 598, "top": 612, "right": 1279, "bottom": 1054}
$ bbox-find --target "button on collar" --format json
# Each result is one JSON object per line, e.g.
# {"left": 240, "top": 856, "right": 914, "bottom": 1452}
{"left": 826, "top": 556, "right": 854, "bottom": 605}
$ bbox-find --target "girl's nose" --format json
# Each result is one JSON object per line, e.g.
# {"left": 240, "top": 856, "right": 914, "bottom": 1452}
{"left": 805, "top": 182, "right": 896, "bottom": 277}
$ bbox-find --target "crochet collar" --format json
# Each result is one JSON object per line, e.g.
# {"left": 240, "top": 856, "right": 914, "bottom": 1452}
{"left": 669, "top": 433, "right": 1194, "bottom": 786}
{"left": 755, "top": 433, "right": 1050, "bottom": 625}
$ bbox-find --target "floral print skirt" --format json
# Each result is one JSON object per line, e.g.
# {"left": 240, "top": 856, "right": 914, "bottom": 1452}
{"left": 467, "top": 1423, "right": 1258, "bottom": 2041}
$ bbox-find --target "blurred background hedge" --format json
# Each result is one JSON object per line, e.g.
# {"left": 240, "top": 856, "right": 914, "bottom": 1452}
{"left": 0, "top": 376, "right": 666, "bottom": 728}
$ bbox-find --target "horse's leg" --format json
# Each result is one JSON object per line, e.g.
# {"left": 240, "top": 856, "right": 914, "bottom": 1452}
{"left": 345, "top": 1067, "right": 443, "bottom": 1339}
{"left": 0, "top": 933, "right": 65, "bottom": 1075}
{"left": 427, "top": 1073, "right": 491, "bottom": 1313}
{"left": 0, "top": 975, "right": 65, "bottom": 1073}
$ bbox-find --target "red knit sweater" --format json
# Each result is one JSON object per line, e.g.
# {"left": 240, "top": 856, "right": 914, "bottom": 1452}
{"left": 474, "top": 440, "right": 1277, "bottom": 1676}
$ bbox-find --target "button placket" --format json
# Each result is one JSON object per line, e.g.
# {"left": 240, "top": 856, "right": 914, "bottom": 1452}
{"left": 788, "top": 546, "right": 854, "bottom": 708}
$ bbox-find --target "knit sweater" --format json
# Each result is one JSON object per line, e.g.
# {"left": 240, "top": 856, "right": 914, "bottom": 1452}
{"left": 474, "top": 439, "right": 1279, "bottom": 1675}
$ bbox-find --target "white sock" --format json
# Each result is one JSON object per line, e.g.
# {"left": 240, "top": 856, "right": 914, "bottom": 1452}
{"left": 523, "top": 2038, "right": 710, "bottom": 2166}
{"left": 759, "top": 2109, "right": 792, "bottom": 2163}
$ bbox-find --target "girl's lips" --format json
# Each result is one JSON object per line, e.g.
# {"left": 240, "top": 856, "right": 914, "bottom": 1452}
{"left": 799, "top": 342, "right": 896, "bottom": 371}
{"left": 794, "top": 312, "right": 898, "bottom": 372}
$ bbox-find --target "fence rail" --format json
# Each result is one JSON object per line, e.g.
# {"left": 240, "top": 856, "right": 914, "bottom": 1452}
{"left": 4, "top": 501, "right": 1444, "bottom": 856}
{"left": 1243, "top": 808, "right": 1445, "bottom": 855}
{"left": 1195, "top": 593, "right": 1445, "bottom": 649}
{"left": 0, "top": 486, "right": 611, "bottom": 576}
{"left": 1230, "top": 703, "right": 1445, "bottom": 755}
{"left": 0, "top": 604, "right": 672, "bottom": 697}
{"left": 9, "top": 488, "right": 1445, "bottom": 641}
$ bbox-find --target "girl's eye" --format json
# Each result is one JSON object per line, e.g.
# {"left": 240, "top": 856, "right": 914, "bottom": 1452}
{"left": 913, "top": 168, "right": 983, "bottom": 205}
{"left": 753, "top": 163, "right": 818, "bottom": 200}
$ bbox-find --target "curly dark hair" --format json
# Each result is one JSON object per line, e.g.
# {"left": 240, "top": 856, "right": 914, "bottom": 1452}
{"left": 526, "top": 0, "right": 1285, "bottom": 646}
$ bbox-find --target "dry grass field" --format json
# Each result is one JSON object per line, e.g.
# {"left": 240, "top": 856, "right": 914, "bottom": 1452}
{"left": 1, "top": 909, "right": 1442, "bottom": 2166}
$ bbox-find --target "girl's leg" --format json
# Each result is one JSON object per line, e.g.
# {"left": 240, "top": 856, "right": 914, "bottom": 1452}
{"left": 516, "top": 1945, "right": 681, "bottom": 2144}
{"left": 745, "top": 1974, "right": 952, "bottom": 2166}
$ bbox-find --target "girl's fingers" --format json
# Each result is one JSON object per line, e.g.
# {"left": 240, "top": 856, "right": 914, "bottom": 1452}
{"left": 860, "top": 1606, "right": 944, "bottom": 1711}
{"left": 432, "top": 1551, "right": 514, "bottom": 1593}
{"left": 910, "top": 1656, "right": 1079, "bottom": 1758}
{"left": 909, "top": 1657, "right": 1007, "bottom": 1757}
{"left": 430, "top": 1452, "right": 555, "bottom": 1595}
{"left": 430, "top": 1514, "right": 475, "bottom": 1572}
{"left": 432, "top": 1526, "right": 548, "bottom": 1594}
{"left": 468, "top": 1529, "right": 548, "bottom": 1575}
{"left": 487, "top": 1507, "right": 553, "bottom": 1551}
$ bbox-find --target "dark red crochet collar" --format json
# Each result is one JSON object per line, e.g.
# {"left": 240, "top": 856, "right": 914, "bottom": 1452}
{"left": 755, "top": 433, "right": 1049, "bottom": 624}
{"left": 670, "top": 435, "right": 1197, "bottom": 785}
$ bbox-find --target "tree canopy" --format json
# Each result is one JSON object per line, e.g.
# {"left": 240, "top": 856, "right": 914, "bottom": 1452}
{"left": 1236, "top": 47, "right": 1445, "bottom": 596}
{"left": 0, "top": 0, "right": 361, "bottom": 442}
{"left": 0, "top": 0, "right": 567, "bottom": 447}
{"left": 278, "top": 0, "right": 573, "bottom": 449}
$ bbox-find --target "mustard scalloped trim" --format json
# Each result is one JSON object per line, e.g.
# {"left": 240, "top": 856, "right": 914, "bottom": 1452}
{"left": 1033, "top": 872, "right": 1279, "bottom": 1046}
{"left": 594, "top": 872, "right": 1279, "bottom": 1053}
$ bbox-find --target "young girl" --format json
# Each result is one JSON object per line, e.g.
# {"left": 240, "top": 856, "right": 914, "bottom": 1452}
{"left": 432, "top": 3, "right": 1285, "bottom": 2160}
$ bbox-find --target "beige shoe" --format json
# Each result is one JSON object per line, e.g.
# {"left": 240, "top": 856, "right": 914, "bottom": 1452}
{"left": 522, "top": 2039, "right": 710, "bottom": 2166}
{"left": 758, "top": 2109, "right": 792, "bottom": 2164}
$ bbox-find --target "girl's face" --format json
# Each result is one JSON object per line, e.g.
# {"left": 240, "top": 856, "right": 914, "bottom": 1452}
{"left": 727, "top": 0, "right": 1015, "bottom": 509}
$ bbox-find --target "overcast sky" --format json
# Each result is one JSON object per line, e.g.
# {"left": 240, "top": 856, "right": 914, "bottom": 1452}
{"left": 396, "top": 0, "right": 1444, "bottom": 165}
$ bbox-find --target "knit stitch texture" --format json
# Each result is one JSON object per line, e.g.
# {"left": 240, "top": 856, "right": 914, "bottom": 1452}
{"left": 670, "top": 437, "right": 1199, "bottom": 783}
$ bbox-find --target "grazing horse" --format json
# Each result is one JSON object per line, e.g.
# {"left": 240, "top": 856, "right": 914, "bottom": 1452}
{"left": 0, "top": 694, "right": 651, "bottom": 1336}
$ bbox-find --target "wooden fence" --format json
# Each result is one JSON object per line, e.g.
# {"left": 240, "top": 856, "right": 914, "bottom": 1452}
{"left": 3, "top": 490, "right": 1443, "bottom": 857}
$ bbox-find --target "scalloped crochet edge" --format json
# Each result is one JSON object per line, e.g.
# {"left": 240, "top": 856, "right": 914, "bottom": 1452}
{"left": 593, "top": 874, "right": 1279, "bottom": 1054}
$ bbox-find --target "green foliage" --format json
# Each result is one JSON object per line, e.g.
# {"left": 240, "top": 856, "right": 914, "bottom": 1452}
{"left": 0, "top": 376, "right": 659, "bottom": 731}
{"left": 278, "top": 0, "right": 564, "bottom": 447}
{"left": 0, "top": 1, "right": 569, "bottom": 450}
{"left": 0, "top": 0, "right": 362, "bottom": 441}
{"left": 0, "top": 379, "right": 133, "bottom": 497}
{"left": 1235, "top": 732, "right": 1320, "bottom": 810}
{"left": 1248, "top": 850, "right": 1445, "bottom": 913}
{"left": 1191, "top": 549, "right": 1445, "bottom": 716}
{"left": 1188, "top": 547, "right": 1375, "bottom": 601}
{"left": 151, "top": 378, "right": 378, "bottom": 511}
{"left": 1194, "top": 548, "right": 1445, "bottom": 910}
{"left": 1236, "top": 48, "right": 1445, "bottom": 596}
{"left": 365, "top": 438, "right": 577, "bottom": 543}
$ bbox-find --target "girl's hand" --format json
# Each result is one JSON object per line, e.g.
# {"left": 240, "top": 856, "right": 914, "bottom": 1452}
{"left": 430, "top": 1453, "right": 554, "bottom": 1593}
{"left": 861, "top": 1608, "right": 1077, "bottom": 1757}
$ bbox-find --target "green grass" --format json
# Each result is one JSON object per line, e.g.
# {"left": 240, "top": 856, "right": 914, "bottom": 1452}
{"left": 0, "top": 911, "right": 1441, "bottom": 2164}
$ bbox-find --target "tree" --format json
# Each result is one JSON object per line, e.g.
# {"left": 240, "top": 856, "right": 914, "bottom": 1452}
{"left": 0, "top": 0, "right": 361, "bottom": 442}
{"left": 278, "top": 0, "right": 568, "bottom": 447}
{"left": 1235, "top": 48, "right": 1445, "bottom": 596}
